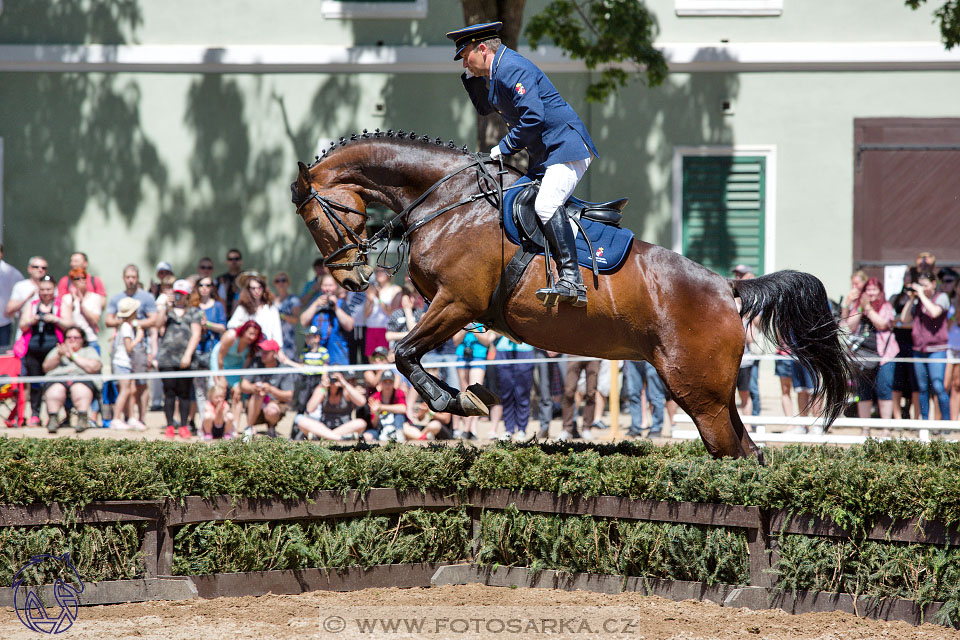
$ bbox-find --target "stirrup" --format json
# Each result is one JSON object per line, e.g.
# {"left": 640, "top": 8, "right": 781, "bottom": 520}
{"left": 535, "top": 286, "right": 565, "bottom": 308}
{"left": 535, "top": 280, "right": 584, "bottom": 308}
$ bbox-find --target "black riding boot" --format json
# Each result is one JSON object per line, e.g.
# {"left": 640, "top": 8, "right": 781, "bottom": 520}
{"left": 536, "top": 207, "right": 587, "bottom": 307}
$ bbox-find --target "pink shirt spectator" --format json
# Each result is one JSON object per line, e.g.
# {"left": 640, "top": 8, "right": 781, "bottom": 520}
{"left": 57, "top": 274, "right": 106, "bottom": 298}
{"left": 845, "top": 302, "right": 900, "bottom": 364}
{"left": 371, "top": 387, "right": 406, "bottom": 407}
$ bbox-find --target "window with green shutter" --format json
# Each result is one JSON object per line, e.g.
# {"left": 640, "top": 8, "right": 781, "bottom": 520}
{"left": 681, "top": 155, "right": 766, "bottom": 275}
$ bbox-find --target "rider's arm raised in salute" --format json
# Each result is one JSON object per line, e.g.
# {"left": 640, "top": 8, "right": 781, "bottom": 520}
{"left": 461, "top": 72, "right": 494, "bottom": 115}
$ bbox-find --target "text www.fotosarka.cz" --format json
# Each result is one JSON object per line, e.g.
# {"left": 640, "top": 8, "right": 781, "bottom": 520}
{"left": 318, "top": 606, "right": 642, "bottom": 637}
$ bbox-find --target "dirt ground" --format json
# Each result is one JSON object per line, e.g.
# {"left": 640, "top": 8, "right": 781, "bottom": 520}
{"left": 3, "top": 583, "right": 959, "bottom": 640}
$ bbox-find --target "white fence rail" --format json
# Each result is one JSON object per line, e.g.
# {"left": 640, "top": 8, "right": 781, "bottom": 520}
{"left": 671, "top": 414, "right": 958, "bottom": 445}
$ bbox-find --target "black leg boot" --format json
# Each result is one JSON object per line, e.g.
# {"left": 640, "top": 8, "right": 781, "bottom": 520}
{"left": 536, "top": 207, "right": 588, "bottom": 307}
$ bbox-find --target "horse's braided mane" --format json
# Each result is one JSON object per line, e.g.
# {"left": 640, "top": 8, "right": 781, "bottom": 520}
{"left": 308, "top": 128, "right": 472, "bottom": 168}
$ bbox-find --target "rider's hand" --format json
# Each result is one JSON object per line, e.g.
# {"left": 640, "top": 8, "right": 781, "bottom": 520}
{"left": 489, "top": 145, "right": 502, "bottom": 160}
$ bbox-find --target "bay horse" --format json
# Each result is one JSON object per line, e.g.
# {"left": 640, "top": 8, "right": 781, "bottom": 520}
{"left": 291, "top": 131, "right": 851, "bottom": 460}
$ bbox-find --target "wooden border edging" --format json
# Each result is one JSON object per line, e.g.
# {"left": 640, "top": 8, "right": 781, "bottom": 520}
{"left": 189, "top": 563, "right": 449, "bottom": 598}
{"left": 431, "top": 565, "right": 950, "bottom": 628}
{"left": 3, "top": 492, "right": 957, "bottom": 549}
{"left": 468, "top": 489, "right": 761, "bottom": 527}
{"left": 0, "top": 577, "right": 197, "bottom": 607}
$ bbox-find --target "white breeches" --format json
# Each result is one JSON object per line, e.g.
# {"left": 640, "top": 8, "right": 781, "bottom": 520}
{"left": 534, "top": 155, "right": 592, "bottom": 224}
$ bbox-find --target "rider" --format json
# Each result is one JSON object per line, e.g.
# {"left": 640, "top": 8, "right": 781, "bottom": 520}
{"left": 448, "top": 21, "right": 599, "bottom": 307}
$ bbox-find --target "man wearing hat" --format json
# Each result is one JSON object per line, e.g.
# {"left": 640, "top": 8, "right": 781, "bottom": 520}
{"left": 366, "top": 369, "right": 406, "bottom": 443}
{"left": 150, "top": 261, "right": 174, "bottom": 299}
{"left": 239, "top": 339, "right": 295, "bottom": 439}
{"left": 448, "top": 21, "right": 599, "bottom": 307}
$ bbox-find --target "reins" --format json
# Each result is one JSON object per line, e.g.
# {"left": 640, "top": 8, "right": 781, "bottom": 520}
{"left": 295, "top": 153, "right": 520, "bottom": 275}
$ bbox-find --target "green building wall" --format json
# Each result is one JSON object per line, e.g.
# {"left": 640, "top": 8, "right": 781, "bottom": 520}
{"left": 0, "top": 0, "right": 954, "bottom": 299}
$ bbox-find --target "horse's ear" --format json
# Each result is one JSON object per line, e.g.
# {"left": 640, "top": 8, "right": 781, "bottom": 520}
{"left": 297, "top": 161, "right": 311, "bottom": 186}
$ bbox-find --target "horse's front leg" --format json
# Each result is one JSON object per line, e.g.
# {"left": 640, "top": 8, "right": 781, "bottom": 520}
{"left": 394, "top": 299, "right": 495, "bottom": 417}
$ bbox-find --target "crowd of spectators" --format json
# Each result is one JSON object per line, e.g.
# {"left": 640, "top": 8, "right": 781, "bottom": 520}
{"left": 0, "top": 246, "right": 957, "bottom": 442}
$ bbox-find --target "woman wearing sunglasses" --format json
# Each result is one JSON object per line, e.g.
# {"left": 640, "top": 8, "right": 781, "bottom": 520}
{"left": 41, "top": 326, "right": 101, "bottom": 433}
{"left": 16, "top": 276, "right": 74, "bottom": 426}
{"left": 272, "top": 271, "right": 301, "bottom": 361}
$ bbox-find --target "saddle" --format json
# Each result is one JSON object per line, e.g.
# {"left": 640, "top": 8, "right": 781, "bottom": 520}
{"left": 478, "top": 177, "right": 635, "bottom": 343}
{"left": 512, "top": 181, "right": 626, "bottom": 253}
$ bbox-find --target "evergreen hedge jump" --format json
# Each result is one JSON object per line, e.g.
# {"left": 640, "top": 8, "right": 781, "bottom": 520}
{"left": 3, "top": 438, "right": 960, "bottom": 625}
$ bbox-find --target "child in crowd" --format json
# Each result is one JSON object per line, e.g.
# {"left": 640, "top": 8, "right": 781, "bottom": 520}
{"left": 365, "top": 370, "right": 406, "bottom": 443}
{"left": 403, "top": 400, "right": 453, "bottom": 441}
{"left": 202, "top": 384, "right": 235, "bottom": 440}
{"left": 111, "top": 297, "right": 146, "bottom": 431}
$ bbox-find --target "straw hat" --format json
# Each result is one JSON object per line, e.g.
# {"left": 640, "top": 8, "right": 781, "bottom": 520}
{"left": 116, "top": 297, "right": 141, "bottom": 319}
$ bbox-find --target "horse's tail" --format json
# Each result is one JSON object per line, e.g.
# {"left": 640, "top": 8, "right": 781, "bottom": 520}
{"left": 732, "top": 270, "right": 852, "bottom": 426}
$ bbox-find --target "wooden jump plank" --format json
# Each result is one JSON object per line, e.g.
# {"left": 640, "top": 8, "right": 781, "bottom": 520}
{"left": 164, "top": 489, "right": 462, "bottom": 525}
{"left": 468, "top": 489, "right": 762, "bottom": 528}
{"left": 0, "top": 500, "right": 164, "bottom": 527}
{"left": 769, "top": 512, "right": 960, "bottom": 546}
{"left": 0, "top": 577, "right": 197, "bottom": 607}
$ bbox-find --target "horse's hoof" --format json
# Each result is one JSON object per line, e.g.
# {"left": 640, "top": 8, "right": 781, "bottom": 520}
{"left": 458, "top": 390, "right": 490, "bottom": 417}
{"left": 467, "top": 383, "right": 500, "bottom": 407}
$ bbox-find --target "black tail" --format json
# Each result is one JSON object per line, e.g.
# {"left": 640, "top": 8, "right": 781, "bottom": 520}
{"left": 732, "top": 270, "right": 853, "bottom": 426}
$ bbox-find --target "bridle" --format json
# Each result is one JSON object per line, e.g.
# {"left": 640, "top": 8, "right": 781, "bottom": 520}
{"left": 294, "top": 152, "right": 517, "bottom": 273}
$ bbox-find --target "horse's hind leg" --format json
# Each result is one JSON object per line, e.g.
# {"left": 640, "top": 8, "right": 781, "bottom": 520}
{"left": 655, "top": 350, "right": 758, "bottom": 460}
{"left": 727, "top": 394, "right": 764, "bottom": 464}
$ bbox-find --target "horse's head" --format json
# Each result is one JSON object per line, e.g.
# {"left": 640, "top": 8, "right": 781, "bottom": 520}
{"left": 292, "top": 161, "right": 374, "bottom": 292}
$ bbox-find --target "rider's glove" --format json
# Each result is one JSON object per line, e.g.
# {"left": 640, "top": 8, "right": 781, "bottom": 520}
{"left": 489, "top": 145, "right": 502, "bottom": 160}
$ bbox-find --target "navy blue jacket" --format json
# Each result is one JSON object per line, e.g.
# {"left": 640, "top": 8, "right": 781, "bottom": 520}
{"left": 461, "top": 46, "right": 598, "bottom": 178}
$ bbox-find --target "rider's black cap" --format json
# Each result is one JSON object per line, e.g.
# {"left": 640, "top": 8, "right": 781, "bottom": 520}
{"left": 446, "top": 22, "right": 503, "bottom": 60}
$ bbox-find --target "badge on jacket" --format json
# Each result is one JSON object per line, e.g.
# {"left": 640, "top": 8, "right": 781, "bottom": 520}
{"left": 514, "top": 82, "right": 526, "bottom": 96}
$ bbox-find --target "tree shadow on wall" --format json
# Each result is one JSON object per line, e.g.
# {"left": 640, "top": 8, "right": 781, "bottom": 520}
{"left": 597, "top": 62, "right": 740, "bottom": 274}
{"left": 1, "top": 1, "right": 164, "bottom": 269}
{"left": 152, "top": 73, "right": 363, "bottom": 275}
{"left": 0, "top": 0, "right": 142, "bottom": 44}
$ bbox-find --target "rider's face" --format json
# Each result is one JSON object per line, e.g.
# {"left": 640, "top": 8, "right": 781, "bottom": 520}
{"left": 462, "top": 44, "right": 489, "bottom": 77}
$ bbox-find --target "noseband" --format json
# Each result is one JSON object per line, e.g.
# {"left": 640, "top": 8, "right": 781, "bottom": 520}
{"left": 294, "top": 188, "right": 371, "bottom": 270}
{"left": 294, "top": 153, "right": 510, "bottom": 273}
